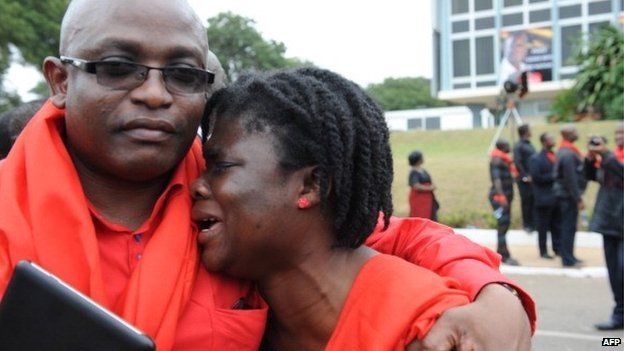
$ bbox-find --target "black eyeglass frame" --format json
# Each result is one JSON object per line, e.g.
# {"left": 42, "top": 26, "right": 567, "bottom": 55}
{"left": 59, "top": 56, "right": 215, "bottom": 94}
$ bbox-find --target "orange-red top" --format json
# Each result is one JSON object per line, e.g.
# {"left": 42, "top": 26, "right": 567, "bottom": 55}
{"left": 325, "top": 254, "right": 469, "bottom": 350}
{"left": 0, "top": 100, "right": 202, "bottom": 351}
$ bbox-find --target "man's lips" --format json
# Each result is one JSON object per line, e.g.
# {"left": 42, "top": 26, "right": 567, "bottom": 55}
{"left": 121, "top": 118, "right": 176, "bottom": 142}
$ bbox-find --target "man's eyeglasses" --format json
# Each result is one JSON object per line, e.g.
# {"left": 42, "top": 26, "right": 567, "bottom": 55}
{"left": 60, "top": 56, "right": 215, "bottom": 94}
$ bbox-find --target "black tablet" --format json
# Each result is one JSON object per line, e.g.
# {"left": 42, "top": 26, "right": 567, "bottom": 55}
{"left": 0, "top": 260, "right": 155, "bottom": 351}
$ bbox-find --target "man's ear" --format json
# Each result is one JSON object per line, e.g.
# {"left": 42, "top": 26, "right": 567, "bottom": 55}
{"left": 296, "top": 166, "right": 322, "bottom": 208}
{"left": 43, "top": 56, "right": 68, "bottom": 109}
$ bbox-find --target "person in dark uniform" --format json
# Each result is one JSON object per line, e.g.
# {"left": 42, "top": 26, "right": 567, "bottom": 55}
{"left": 513, "top": 124, "right": 536, "bottom": 233}
{"left": 553, "top": 125, "right": 587, "bottom": 267}
{"left": 529, "top": 132, "right": 561, "bottom": 259}
{"left": 585, "top": 126, "right": 624, "bottom": 331}
{"left": 489, "top": 139, "right": 519, "bottom": 265}
{"left": 408, "top": 151, "right": 439, "bottom": 221}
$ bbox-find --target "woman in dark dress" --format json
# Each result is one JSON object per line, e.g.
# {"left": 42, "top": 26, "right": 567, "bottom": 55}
{"left": 408, "top": 151, "right": 438, "bottom": 220}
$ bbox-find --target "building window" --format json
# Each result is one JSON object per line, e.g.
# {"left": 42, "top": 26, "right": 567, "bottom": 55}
{"left": 504, "top": 0, "right": 523, "bottom": 7}
{"left": 589, "top": 21, "right": 610, "bottom": 33}
{"left": 476, "top": 36, "right": 495, "bottom": 75}
{"left": 502, "top": 13, "right": 523, "bottom": 26}
{"left": 476, "top": 80, "right": 497, "bottom": 87}
{"left": 560, "top": 72, "right": 577, "bottom": 79}
{"left": 561, "top": 25, "right": 582, "bottom": 66}
{"left": 453, "top": 83, "right": 472, "bottom": 89}
{"left": 452, "top": 0, "right": 469, "bottom": 14}
{"left": 530, "top": 9, "right": 551, "bottom": 23}
{"left": 425, "top": 117, "right": 441, "bottom": 130}
{"left": 407, "top": 118, "right": 422, "bottom": 130}
{"left": 559, "top": 5, "right": 582, "bottom": 19}
{"left": 529, "top": 0, "right": 548, "bottom": 3}
{"left": 452, "top": 39, "right": 471, "bottom": 77}
{"left": 474, "top": 0, "right": 493, "bottom": 11}
{"left": 588, "top": 0, "right": 612, "bottom": 15}
{"left": 452, "top": 20, "right": 470, "bottom": 33}
{"left": 475, "top": 16, "right": 495, "bottom": 30}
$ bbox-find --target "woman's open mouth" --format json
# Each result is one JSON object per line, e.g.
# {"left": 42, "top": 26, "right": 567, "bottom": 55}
{"left": 197, "top": 217, "right": 224, "bottom": 246}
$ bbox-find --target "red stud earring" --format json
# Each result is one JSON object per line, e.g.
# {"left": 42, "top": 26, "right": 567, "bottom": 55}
{"left": 297, "top": 197, "right": 311, "bottom": 209}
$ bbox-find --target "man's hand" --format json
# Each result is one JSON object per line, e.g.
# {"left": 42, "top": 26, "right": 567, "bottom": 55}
{"left": 408, "top": 284, "right": 532, "bottom": 351}
{"left": 577, "top": 199, "right": 585, "bottom": 210}
{"left": 493, "top": 194, "right": 508, "bottom": 208}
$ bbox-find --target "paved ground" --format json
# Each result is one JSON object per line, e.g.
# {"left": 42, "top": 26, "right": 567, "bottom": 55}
{"left": 454, "top": 228, "right": 623, "bottom": 351}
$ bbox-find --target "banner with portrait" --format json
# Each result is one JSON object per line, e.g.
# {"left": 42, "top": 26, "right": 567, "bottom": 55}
{"left": 499, "top": 27, "right": 553, "bottom": 86}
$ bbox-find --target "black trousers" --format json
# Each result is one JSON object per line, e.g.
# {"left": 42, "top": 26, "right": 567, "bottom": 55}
{"left": 558, "top": 197, "right": 578, "bottom": 266}
{"left": 535, "top": 205, "right": 561, "bottom": 255}
{"left": 517, "top": 180, "right": 535, "bottom": 230}
{"left": 603, "top": 235, "right": 623, "bottom": 323}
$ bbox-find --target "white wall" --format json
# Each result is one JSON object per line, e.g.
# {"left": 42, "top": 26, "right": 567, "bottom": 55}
{"left": 385, "top": 106, "right": 474, "bottom": 131}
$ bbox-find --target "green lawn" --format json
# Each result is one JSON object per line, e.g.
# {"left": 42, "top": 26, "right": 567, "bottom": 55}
{"left": 389, "top": 120, "right": 620, "bottom": 228}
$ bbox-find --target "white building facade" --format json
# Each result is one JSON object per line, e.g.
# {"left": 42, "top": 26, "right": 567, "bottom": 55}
{"left": 431, "top": 0, "right": 623, "bottom": 123}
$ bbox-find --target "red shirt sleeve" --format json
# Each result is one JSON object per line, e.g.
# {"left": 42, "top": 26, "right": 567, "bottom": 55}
{"left": 365, "top": 215, "right": 536, "bottom": 333}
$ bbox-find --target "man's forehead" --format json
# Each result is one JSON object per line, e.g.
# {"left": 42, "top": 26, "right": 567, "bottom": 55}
{"left": 61, "top": 0, "right": 208, "bottom": 58}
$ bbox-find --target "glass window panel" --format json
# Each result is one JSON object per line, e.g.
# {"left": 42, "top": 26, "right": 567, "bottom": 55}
{"left": 407, "top": 118, "right": 422, "bottom": 130}
{"left": 453, "top": 39, "right": 471, "bottom": 77}
{"left": 453, "top": 83, "right": 472, "bottom": 89}
{"left": 452, "top": 20, "right": 470, "bottom": 33}
{"left": 476, "top": 80, "right": 497, "bottom": 87}
{"left": 530, "top": 9, "right": 551, "bottom": 23}
{"left": 476, "top": 36, "right": 495, "bottom": 75}
{"left": 475, "top": 17, "right": 495, "bottom": 29}
{"left": 589, "top": 21, "right": 610, "bottom": 33}
{"left": 452, "top": 0, "right": 469, "bottom": 14}
{"left": 425, "top": 117, "right": 441, "bottom": 130}
{"left": 474, "top": 0, "right": 493, "bottom": 11}
{"left": 588, "top": 1, "right": 612, "bottom": 15}
{"left": 561, "top": 25, "right": 582, "bottom": 66}
{"left": 502, "top": 13, "right": 523, "bottom": 26}
{"left": 504, "top": 0, "right": 523, "bottom": 7}
{"left": 559, "top": 5, "right": 582, "bottom": 19}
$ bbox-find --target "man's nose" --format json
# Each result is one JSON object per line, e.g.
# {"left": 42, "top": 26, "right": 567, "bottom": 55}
{"left": 129, "top": 70, "right": 174, "bottom": 109}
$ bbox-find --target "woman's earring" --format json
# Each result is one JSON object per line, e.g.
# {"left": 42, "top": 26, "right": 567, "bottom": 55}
{"left": 297, "top": 197, "right": 311, "bottom": 209}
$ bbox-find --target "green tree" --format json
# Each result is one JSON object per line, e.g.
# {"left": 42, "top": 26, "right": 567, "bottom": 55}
{"left": 573, "top": 25, "right": 624, "bottom": 120}
{"left": 206, "top": 12, "right": 310, "bottom": 80}
{"left": 0, "top": 0, "right": 67, "bottom": 112}
{"left": 365, "top": 77, "right": 449, "bottom": 111}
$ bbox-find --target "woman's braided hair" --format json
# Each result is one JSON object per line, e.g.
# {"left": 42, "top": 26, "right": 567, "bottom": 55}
{"left": 202, "top": 67, "right": 393, "bottom": 248}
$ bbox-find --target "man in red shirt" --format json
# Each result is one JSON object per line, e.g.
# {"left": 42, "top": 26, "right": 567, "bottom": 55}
{"left": 0, "top": 0, "right": 533, "bottom": 350}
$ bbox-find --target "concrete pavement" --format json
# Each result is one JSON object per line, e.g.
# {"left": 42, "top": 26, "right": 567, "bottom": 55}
{"left": 455, "top": 228, "right": 607, "bottom": 277}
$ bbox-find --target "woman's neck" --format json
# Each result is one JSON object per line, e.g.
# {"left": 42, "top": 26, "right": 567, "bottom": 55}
{"left": 259, "top": 246, "right": 375, "bottom": 351}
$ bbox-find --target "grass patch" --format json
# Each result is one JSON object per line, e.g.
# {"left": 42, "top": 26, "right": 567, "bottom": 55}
{"left": 390, "top": 120, "right": 620, "bottom": 228}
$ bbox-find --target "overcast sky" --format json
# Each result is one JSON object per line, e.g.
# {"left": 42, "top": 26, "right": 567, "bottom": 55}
{"left": 5, "top": 0, "right": 433, "bottom": 98}
{"left": 189, "top": 0, "right": 433, "bottom": 86}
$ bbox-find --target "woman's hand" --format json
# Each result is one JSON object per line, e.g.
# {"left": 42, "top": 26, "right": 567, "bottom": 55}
{"left": 407, "top": 284, "right": 532, "bottom": 351}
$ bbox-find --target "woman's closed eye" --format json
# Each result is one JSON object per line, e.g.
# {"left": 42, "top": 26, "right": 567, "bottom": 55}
{"left": 209, "top": 161, "right": 237, "bottom": 175}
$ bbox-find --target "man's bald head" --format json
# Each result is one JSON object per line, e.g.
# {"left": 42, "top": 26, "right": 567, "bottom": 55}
{"left": 560, "top": 124, "right": 578, "bottom": 142}
{"left": 207, "top": 50, "right": 228, "bottom": 92}
{"left": 60, "top": 0, "right": 207, "bottom": 59}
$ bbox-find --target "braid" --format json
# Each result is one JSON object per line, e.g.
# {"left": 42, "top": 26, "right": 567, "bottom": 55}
{"left": 202, "top": 67, "right": 394, "bottom": 248}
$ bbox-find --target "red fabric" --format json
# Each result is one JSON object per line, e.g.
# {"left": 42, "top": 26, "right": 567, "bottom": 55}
{"left": 490, "top": 148, "right": 519, "bottom": 177}
{"left": 325, "top": 254, "right": 469, "bottom": 350}
{"left": 546, "top": 151, "right": 556, "bottom": 164}
{"left": 365, "top": 216, "right": 537, "bottom": 333}
{"left": 615, "top": 146, "right": 624, "bottom": 164}
{"left": 409, "top": 184, "right": 434, "bottom": 219}
{"left": 559, "top": 140, "right": 582, "bottom": 158}
{"left": 493, "top": 194, "right": 508, "bottom": 206}
{"left": 0, "top": 100, "right": 202, "bottom": 351}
